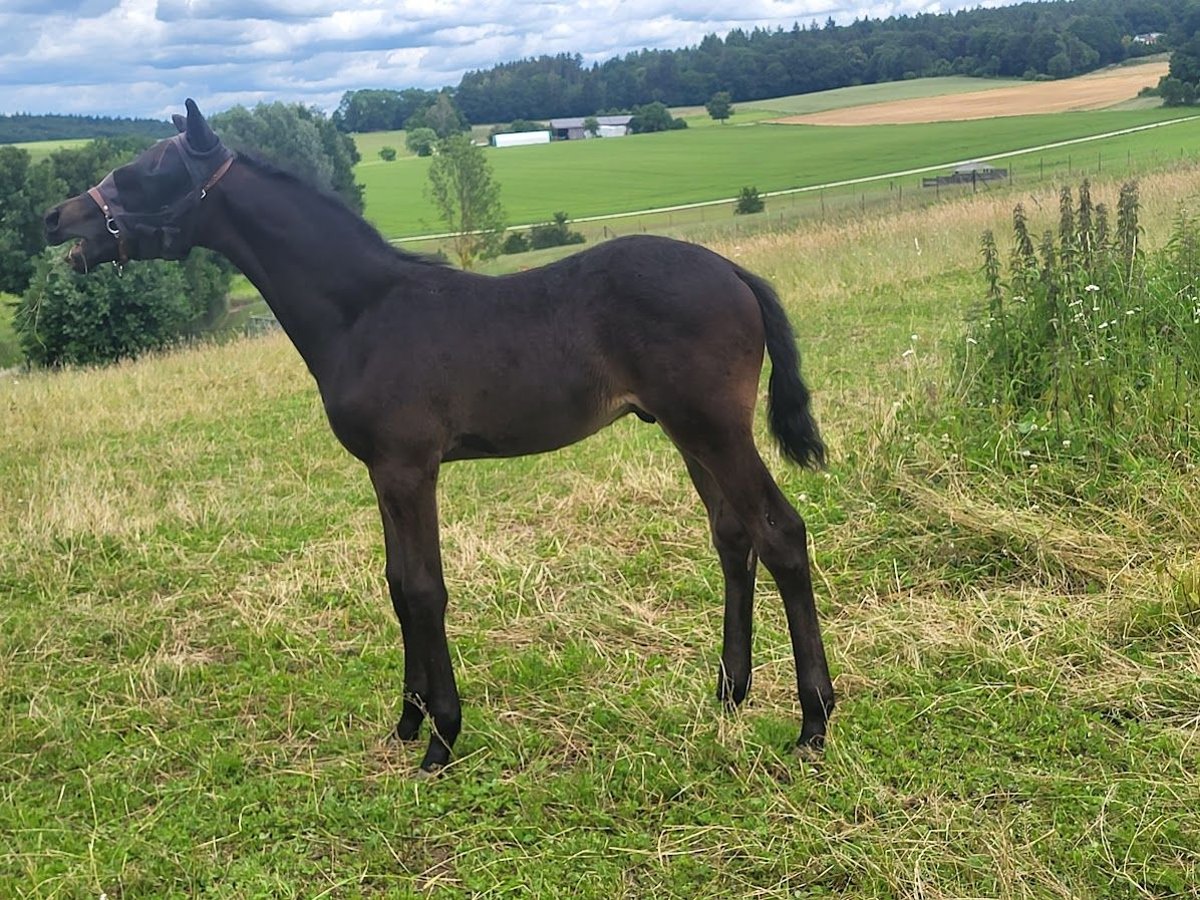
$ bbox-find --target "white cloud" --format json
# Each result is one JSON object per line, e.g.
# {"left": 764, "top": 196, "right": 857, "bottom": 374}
{"left": 0, "top": 1, "right": 1023, "bottom": 119}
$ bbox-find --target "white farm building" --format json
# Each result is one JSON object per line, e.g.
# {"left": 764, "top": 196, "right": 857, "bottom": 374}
{"left": 491, "top": 130, "right": 552, "bottom": 148}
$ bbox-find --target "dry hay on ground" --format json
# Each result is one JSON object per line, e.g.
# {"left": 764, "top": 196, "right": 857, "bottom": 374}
{"left": 773, "top": 62, "right": 1169, "bottom": 126}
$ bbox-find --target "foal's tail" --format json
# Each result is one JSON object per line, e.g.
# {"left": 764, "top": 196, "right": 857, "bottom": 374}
{"left": 734, "top": 266, "right": 827, "bottom": 470}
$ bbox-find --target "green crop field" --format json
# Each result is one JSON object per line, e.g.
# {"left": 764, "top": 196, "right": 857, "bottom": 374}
{"left": 358, "top": 108, "right": 1198, "bottom": 238}
{"left": 3, "top": 155, "right": 1200, "bottom": 895}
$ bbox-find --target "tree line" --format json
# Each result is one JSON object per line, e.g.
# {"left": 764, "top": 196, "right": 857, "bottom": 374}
{"left": 0, "top": 113, "right": 173, "bottom": 144}
{"left": 337, "top": 0, "right": 1196, "bottom": 130}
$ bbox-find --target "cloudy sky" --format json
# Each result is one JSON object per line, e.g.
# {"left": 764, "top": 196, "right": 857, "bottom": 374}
{"left": 4, "top": 1, "right": 1023, "bottom": 120}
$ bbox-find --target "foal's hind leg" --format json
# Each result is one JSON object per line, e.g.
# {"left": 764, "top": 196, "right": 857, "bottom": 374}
{"left": 682, "top": 454, "right": 758, "bottom": 708}
{"left": 671, "top": 422, "right": 835, "bottom": 750}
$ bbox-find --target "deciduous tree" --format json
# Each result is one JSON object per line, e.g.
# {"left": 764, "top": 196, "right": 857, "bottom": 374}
{"left": 706, "top": 91, "right": 734, "bottom": 123}
{"left": 210, "top": 102, "right": 363, "bottom": 212}
{"left": 426, "top": 134, "right": 505, "bottom": 270}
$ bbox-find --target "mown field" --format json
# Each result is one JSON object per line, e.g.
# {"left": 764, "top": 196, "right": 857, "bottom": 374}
{"left": 3, "top": 152, "right": 1200, "bottom": 895}
{"left": 359, "top": 107, "right": 1198, "bottom": 238}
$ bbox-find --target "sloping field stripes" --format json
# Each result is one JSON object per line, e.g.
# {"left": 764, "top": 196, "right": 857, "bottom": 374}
{"left": 392, "top": 114, "right": 1200, "bottom": 244}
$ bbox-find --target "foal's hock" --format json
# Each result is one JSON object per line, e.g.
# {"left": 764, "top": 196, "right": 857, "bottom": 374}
{"left": 43, "top": 99, "right": 835, "bottom": 773}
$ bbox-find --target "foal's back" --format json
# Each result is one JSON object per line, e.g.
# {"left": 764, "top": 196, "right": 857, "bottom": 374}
{"left": 327, "top": 235, "right": 766, "bottom": 464}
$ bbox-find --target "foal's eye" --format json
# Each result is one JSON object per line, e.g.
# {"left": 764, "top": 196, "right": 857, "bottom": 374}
{"left": 113, "top": 161, "right": 190, "bottom": 212}
{"left": 112, "top": 167, "right": 150, "bottom": 209}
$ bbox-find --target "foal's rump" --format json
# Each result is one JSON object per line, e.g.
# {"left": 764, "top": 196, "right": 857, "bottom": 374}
{"left": 572, "top": 236, "right": 823, "bottom": 469}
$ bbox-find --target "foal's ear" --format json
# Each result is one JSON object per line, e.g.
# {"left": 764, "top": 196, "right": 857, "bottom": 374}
{"left": 183, "top": 98, "right": 218, "bottom": 152}
{"left": 172, "top": 114, "right": 187, "bottom": 134}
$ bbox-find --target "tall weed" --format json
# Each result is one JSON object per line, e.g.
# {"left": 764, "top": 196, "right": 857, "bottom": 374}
{"left": 965, "top": 180, "right": 1200, "bottom": 461}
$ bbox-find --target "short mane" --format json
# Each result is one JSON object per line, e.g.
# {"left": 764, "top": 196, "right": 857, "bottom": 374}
{"left": 233, "top": 151, "right": 449, "bottom": 269}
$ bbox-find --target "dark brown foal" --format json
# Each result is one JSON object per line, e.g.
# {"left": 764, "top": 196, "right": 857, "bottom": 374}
{"left": 44, "top": 99, "right": 834, "bottom": 773}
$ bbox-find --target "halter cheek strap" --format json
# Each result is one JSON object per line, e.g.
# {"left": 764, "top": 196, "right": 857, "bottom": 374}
{"left": 86, "top": 184, "right": 129, "bottom": 266}
{"left": 85, "top": 152, "right": 235, "bottom": 267}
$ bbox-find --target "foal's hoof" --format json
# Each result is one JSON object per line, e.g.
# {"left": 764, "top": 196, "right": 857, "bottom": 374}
{"left": 394, "top": 705, "right": 425, "bottom": 742}
{"left": 413, "top": 765, "right": 441, "bottom": 781}
{"left": 795, "top": 729, "right": 826, "bottom": 762}
{"left": 716, "top": 668, "right": 750, "bottom": 708}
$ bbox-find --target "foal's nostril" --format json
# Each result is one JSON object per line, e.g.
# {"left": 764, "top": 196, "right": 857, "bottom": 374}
{"left": 44, "top": 207, "right": 61, "bottom": 237}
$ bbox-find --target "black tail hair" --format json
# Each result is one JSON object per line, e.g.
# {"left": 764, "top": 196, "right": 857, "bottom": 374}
{"left": 735, "top": 266, "right": 826, "bottom": 469}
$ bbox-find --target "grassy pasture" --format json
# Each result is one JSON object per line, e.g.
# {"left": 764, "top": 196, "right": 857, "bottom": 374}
{"left": 359, "top": 107, "right": 1197, "bottom": 238}
{"left": 5, "top": 138, "right": 90, "bottom": 162}
{"left": 3, "top": 160, "right": 1200, "bottom": 895}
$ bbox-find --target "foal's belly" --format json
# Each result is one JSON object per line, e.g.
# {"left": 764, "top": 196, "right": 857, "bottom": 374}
{"left": 442, "top": 390, "right": 640, "bottom": 461}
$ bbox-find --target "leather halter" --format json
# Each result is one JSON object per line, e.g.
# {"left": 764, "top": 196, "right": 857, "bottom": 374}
{"left": 85, "top": 152, "right": 234, "bottom": 267}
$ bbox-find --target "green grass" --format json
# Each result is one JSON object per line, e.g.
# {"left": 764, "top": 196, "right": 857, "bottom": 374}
{"left": 351, "top": 129, "right": 417, "bottom": 165}
{"left": 3, "top": 162, "right": 1200, "bottom": 896}
{"left": 5, "top": 138, "right": 90, "bottom": 163}
{"left": 360, "top": 107, "right": 1198, "bottom": 237}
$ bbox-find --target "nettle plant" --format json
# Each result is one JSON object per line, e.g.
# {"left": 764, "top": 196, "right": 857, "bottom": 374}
{"left": 967, "top": 180, "right": 1200, "bottom": 458}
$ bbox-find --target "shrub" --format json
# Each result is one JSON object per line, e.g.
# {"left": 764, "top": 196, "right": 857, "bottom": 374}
{"left": 14, "top": 247, "right": 230, "bottom": 367}
{"left": 405, "top": 128, "right": 437, "bottom": 157}
{"left": 379, "top": 146, "right": 397, "bottom": 161}
{"left": 735, "top": 186, "right": 765, "bottom": 215}
{"left": 503, "top": 213, "right": 585, "bottom": 255}
{"left": 528, "top": 212, "right": 585, "bottom": 250}
{"left": 500, "top": 231, "right": 529, "bottom": 255}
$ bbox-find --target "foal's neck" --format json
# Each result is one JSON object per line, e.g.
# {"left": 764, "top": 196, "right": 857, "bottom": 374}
{"left": 200, "top": 160, "right": 407, "bottom": 380}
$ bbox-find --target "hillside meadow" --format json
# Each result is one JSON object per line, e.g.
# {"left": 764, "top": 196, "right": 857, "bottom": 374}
{"left": 3, "top": 152, "right": 1199, "bottom": 895}
{"left": 359, "top": 107, "right": 1198, "bottom": 238}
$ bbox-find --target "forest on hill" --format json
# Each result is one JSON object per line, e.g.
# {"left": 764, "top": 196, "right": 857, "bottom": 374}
{"left": 336, "top": 0, "right": 1195, "bottom": 131}
{"left": 0, "top": 113, "right": 172, "bottom": 145}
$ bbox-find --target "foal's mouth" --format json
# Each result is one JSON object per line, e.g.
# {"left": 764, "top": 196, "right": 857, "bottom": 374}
{"left": 67, "top": 240, "right": 89, "bottom": 273}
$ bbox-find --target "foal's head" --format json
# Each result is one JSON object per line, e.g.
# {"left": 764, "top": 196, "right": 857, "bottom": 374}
{"left": 44, "top": 99, "right": 233, "bottom": 273}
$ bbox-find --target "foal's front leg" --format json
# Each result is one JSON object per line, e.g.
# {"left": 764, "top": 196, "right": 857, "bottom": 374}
{"left": 377, "top": 505, "right": 429, "bottom": 742}
{"left": 373, "top": 463, "right": 461, "bottom": 772}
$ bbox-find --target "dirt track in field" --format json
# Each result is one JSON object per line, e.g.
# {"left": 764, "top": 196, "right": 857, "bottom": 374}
{"left": 773, "top": 62, "right": 1170, "bottom": 126}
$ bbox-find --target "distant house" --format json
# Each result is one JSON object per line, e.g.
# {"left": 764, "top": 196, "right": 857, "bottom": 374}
{"left": 1133, "top": 32, "right": 1164, "bottom": 45}
{"left": 491, "top": 130, "right": 551, "bottom": 148}
{"left": 549, "top": 115, "right": 633, "bottom": 140}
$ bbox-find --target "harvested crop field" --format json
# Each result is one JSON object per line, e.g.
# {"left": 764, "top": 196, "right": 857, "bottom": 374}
{"left": 774, "top": 61, "right": 1170, "bottom": 126}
